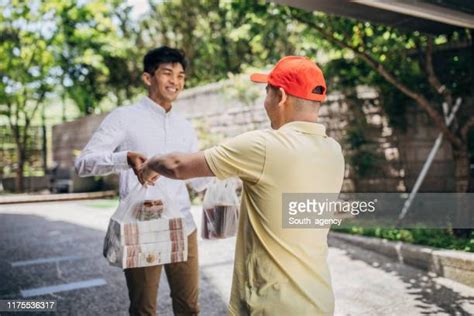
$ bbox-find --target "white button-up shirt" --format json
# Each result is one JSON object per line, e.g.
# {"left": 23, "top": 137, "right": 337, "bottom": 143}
{"left": 75, "top": 96, "right": 208, "bottom": 235}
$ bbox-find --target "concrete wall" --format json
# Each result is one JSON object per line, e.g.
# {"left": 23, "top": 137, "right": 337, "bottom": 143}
{"left": 52, "top": 113, "right": 108, "bottom": 170}
{"left": 52, "top": 79, "right": 455, "bottom": 193}
{"left": 2, "top": 176, "right": 50, "bottom": 193}
{"left": 399, "top": 107, "right": 456, "bottom": 192}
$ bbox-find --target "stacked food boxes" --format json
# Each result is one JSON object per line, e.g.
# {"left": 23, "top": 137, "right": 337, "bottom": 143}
{"left": 104, "top": 199, "right": 187, "bottom": 269}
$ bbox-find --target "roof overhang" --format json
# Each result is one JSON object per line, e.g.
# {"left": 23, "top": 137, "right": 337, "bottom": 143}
{"left": 273, "top": 0, "right": 474, "bottom": 34}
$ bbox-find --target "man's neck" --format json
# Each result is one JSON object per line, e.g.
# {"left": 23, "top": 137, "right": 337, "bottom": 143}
{"left": 148, "top": 94, "right": 172, "bottom": 112}
{"left": 275, "top": 117, "right": 321, "bottom": 130}
{"left": 285, "top": 112, "right": 319, "bottom": 124}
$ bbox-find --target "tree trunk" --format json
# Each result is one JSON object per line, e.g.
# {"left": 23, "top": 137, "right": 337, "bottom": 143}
{"left": 453, "top": 148, "right": 470, "bottom": 193}
{"left": 452, "top": 147, "right": 472, "bottom": 238}
{"left": 61, "top": 92, "right": 67, "bottom": 122}
{"left": 15, "top": 146, "right": 25, "bottom": 193}
{"left": 42, "top": 110, "right": 48, "bottom": 174}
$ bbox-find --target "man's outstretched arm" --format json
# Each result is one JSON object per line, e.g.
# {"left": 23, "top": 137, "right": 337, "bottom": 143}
{"left": 138, "top": 152, "right": 214, "bottom": 184}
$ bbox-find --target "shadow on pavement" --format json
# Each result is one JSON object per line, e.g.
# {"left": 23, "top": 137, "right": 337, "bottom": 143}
{"left": 328, "top": 235, "right": 474, "bottom": 315}
{"left": 0, "top": 213, "right": 227, "bottom": 315}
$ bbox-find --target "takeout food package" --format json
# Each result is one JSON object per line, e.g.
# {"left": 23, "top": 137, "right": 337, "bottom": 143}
{"left": 202, "top": 179, "right": 240, "bottom": 240}
{"left": 103, "top": 184, "right": 188, "bottom": 269}
{"left": 202, "top": 205, "right": 239, "bottom": 239}
{"left": 134, "top": 199, "right": 164, "bottom": 221}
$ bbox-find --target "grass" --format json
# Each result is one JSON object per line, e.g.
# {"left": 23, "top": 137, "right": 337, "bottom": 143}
{"left": 84, "top": 198, "right": 119, "bottom": 209}
{"left": 332, "top": 226, "right": 474, "bottom": 253}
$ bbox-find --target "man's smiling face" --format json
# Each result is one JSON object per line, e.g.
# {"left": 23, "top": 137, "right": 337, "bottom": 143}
{"left": 145, "top": 62, "right": 185, "bottom": 109}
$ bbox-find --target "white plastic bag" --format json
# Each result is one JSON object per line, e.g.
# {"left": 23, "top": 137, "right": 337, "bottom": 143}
{"left": 201, "top": 178, "right": 240, "bottom": 239}
{"left": 103, "top": 180, "right": 187, "bottom": 269}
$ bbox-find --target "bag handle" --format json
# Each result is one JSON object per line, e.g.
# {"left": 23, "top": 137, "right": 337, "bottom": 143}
{"left": 152, "top": 179, "right": 182, "bottom": 218}
{"left": 113, "top": 182, "right": 148, "bottom": 222}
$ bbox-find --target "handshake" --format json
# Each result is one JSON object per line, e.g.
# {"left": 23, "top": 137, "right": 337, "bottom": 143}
{"left": 127, "top": 151, "right": 159, "bottom": 186}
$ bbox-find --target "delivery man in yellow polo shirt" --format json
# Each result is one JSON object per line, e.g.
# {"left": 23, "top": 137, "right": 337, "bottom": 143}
{"left": 138, "top": 56, "right": 345, "bottom": 315}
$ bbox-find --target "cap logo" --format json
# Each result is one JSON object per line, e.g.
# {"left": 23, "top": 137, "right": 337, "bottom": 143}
{"left": 312, "top": 85, "right": 325, "bottom": 95}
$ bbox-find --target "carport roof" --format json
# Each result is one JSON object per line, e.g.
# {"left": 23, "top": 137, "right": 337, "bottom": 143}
{"left": 273, "top": 0, "right": 474, "bottom": 34}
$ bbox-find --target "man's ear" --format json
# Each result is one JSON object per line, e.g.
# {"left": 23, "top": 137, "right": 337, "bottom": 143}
{"left": 142, "top": 72, "right": 152, "bottom": 87}
{"left": 278, "top": 87, "right": 287, "bottom": 107}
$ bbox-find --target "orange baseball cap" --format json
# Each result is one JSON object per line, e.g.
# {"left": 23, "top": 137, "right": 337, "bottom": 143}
{"left": 250, "top": 56, "right": 326, "bottom": 102}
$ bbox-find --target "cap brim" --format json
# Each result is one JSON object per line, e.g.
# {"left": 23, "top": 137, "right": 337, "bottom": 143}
{"left": 250, "top": 73, "right": 269, "bottom": 83}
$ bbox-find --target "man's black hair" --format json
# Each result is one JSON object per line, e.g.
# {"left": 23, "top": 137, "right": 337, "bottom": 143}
{"left": 143, "top": 46, "right": 187, "bottom": 74}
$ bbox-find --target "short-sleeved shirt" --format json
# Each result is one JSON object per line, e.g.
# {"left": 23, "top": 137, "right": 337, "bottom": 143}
{"left": 204, "top": 121, "right": 345, "bottom": 315}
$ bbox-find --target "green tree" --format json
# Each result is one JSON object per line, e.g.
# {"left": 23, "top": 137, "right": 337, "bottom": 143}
{"left": 0, "top": 0, "right": 60, "bottom": 191}
{"left": 54, "top": 0, "right": 138, "bottom": 116}
{"left": 0, "top": 0, "right": 138, "bottom": 191}
{"left": 283, "top": 11, "right": 473, "bottom": 194}
{"left": 103, "top": 1, "right": 143, "bottom": 107}
{"left": 140, "top": 0, "right": 300, "bottom": 87}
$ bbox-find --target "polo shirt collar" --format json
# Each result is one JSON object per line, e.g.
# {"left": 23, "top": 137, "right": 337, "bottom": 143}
{"left": 279, "top": 121, "right": 326, "bottom": 136}
{"left": 140, "top": 96, "right": 173, "bottom": 116}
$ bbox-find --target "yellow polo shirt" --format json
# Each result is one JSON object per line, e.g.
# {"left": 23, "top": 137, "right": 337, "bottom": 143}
{"left": 204, "top": 121, "right": 345, "bottom": 316}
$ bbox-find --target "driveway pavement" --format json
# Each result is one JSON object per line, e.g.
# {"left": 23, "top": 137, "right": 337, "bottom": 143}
{"left": 0, "top": 200, "right": 472, "bottom": 315}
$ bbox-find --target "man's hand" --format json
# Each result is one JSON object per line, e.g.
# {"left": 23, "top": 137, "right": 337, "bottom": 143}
{"left": 138, "top": 161, "right": 160, "bottom": 186}
{"left": 127, "top": 151, "right": 147, "bottom": 179}
{"left": 137, "top": 152, "right": 214, "bottom": 181}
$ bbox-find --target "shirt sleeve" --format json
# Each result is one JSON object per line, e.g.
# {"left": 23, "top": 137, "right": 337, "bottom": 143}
{"left": 74, "top": 109, "right": 130, "bottom": 177}
{"left": 203, "top": 130, "right": 266, "bottom": 184}
{"left": 185, "top": 125, "right": 213, "bottom": 192}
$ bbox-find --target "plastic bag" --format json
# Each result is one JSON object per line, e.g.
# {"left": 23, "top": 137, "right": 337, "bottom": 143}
{"left": 103, "top": 180, "right": 187, "bottom": 269}
{"left": 201, "top": 178, "right": 240, "bottom": 239}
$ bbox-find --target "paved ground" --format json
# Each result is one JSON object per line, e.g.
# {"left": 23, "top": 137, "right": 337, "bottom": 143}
{"left": 0, "top": 199, "right": 473, "bottom": 315}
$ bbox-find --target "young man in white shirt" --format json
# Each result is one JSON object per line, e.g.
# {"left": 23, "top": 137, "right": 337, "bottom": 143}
{"left": 75, "top": 46, "right": 205, "bottom": 316}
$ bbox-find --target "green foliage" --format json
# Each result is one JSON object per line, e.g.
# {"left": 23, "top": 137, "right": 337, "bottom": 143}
{"left": 0, "top": 0, "right": 140, "bottom": 190}
{"left": 0, "top": 0, "right": 57, "bottom": 116}
{"left": 343, "top": 94, "right": 383, "bottom": 178}
{"left": 346, "top": 126, "right": 368, "bottom": 148}
{"left": 334, "top": 226, "right": 474, "bottom": 252}
{"left": 344, "top": 124, "right": 382, "bottom": 177}
{"left": 141, "top": 0, "right": 301, "bottom": 87}
{"left": 287, "top": 9, "right": 471, "bottom": 130}
{"left": 224, "top": 73, "right": 261, "bottom": 107}
{"left": 469, "top": 129, "right": 474, "bottom": 159}
{"left": 350, "top": 150, "right": 381, "bottom": 178}
{"left": 85, "top": 198, "right": 119, "bottom": 209}
{"left": 53, "top": 0, "right": 140, "bottom": 114}
{"left": 192, "top": 119, "right": 224, "bottom": 150}
{"left": 0, "top": 0, "right": 62, "bottom": 189}
{"left": 279, "top": 8, "right": 471, "bottom": 182}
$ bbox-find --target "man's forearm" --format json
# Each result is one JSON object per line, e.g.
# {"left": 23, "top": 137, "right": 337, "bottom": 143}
{"left": 147, "top": 152, "right": 214, "bottom": 180}
{"left": 75, "top": 151, "right": 129, "bottom": 177}
{"left": 147, "top": 153, "right": 181, "bottom": 179}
